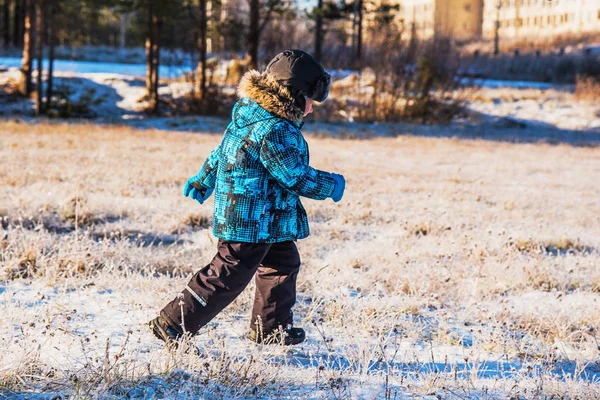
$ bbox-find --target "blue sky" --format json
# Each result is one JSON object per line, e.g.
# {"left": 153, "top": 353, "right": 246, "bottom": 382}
{"left": 297, "top": 0, "right": 318, "bottom": 11}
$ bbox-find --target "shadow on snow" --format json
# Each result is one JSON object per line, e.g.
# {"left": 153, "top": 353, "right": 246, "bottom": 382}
{"left": 2, "top": 74, "right": 599, "bottom": 147}
{"left": 281, "top": 349, "right": 600, "bottom": 383}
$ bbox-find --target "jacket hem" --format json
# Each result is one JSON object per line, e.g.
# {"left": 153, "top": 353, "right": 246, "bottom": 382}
{"left": 212, "top": 231, "right": 308, "bottom": 244}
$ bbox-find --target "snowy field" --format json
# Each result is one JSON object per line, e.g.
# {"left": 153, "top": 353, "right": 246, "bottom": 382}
{"left": 1, "top": 121, "right": 599, "bottom": 399}
{"left": 2, "top": 58, "right": 599, "bottom": 145}
{"left": 0, "top": 57, "right": 189, "bottom": 78}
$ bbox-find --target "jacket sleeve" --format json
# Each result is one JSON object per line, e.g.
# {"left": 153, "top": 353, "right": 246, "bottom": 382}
{"left": 196, "top": 144, "right": 221, "bottom": 189}
{"left": 259, "top": 123, "right": 335, "bottom": 200}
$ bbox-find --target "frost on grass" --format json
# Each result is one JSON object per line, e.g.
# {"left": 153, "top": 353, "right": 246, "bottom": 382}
{"left": 1, "top": 121, "right": 600, "bottom": 399}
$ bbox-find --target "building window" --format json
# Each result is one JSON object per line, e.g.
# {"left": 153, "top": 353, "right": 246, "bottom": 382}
{"left": 465, "top": 3, "right": 471, "bottom": 12}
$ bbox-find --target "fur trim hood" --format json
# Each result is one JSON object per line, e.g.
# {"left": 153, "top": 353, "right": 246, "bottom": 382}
{"left": 237, "top": 70, "right": 304, "bottom": 123}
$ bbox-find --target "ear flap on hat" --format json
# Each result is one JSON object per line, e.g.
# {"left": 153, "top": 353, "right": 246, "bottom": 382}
{"left": 288, "top": 87, "right": 306, "bottom": 112}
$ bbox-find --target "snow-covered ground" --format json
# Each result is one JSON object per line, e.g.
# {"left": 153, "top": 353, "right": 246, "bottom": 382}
{"left": 466, "top": 86, "right": 600, "bottom": 133}
{"left": 0, "top": 56, "right": 190, "bottom": 78}
{"left": 1, "top": 62, "right": 599, "bottom": 148}
{"left": 462, "top": 78, "right": 555, "bottom": 90}
{"left": 1, "top": 121, "right": 599, "bottom": 398}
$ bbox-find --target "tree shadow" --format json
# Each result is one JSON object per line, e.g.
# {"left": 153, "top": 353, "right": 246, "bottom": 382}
{"left": 0, "top": 74, "right": 137, "bottom": 119}
{"left": 0, "top": 346, "right": 597, "bottom": 399}
{"left": 280, "top": 349, "right": 600, "bottom": 382}
{"left": 2, "top": 212, "right": 188, "bottom": 247}
{"left": 47, "top": 75, "right": 135, "bottom": 118}
{"left": 305, "top": 114, "right": 600, "bottom": 147}
{"left": 2, "top": 72, "right": 599, "bottom": 147}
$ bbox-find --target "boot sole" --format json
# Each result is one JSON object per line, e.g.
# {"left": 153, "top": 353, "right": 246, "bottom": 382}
{"left": 250, "top": 329, "right": 306, "bottom": 345}
{"left": 149, "top": 318, "right": 202, "bottom": 355}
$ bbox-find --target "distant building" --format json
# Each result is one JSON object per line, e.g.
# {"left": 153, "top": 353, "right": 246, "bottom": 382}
{"left": 482, "top": 0, "right": 600, "bottom": 40}
{"left": 397, "top": 0, "right": 483, "bottom": 40}
{"left": 364, "top": 0, "right": 599, "bottom": 42}
{"left": 395, "top": 0, "right": 436, "bottom": 38}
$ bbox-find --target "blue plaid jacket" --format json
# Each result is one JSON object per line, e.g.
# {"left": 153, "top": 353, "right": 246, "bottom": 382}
{"left": 195, "top": 97, "right": 336, "bottom": 243}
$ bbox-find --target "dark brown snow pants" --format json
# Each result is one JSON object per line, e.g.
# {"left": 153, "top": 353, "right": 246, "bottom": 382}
{"left": 160, "top": 239, "right": 301, "bottom": 336}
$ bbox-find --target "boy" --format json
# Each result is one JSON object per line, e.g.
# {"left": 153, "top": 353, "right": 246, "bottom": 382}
{"left": 149, "top": 49, "right": 345, "bottom": 346}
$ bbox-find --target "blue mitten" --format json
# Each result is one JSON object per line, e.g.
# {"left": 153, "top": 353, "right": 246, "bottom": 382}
{"left": 183, "top": 178, "right": 214, "bottom": 204}
{"left": 330, "top": 173, "right": 346, "bottom": 202}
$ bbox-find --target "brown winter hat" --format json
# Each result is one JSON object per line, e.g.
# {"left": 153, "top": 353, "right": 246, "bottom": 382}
{"left": 265, "top": 50, "right": 331, "bottom": 103}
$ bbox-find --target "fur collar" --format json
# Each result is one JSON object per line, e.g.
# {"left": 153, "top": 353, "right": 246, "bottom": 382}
{"left": 237, "top": 70, "right": 304, "bottom": 123}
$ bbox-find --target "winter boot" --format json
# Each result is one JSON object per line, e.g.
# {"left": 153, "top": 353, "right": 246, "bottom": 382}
{"left": 149, "top": 316, "right": 183, "bottom": 348}
{"left": 249, "top": 326, "right": 306, "bottom": 345}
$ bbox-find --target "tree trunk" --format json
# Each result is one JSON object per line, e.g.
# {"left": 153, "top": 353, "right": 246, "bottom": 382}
{"left": 494, "top": 3, "right": 501, "bottom": 56}
{"left": 351, "top": 0, "right": 357, "bottom": 55}
{"left": 209, "top": 0, "right": 222, "bottom": 53}
{"left": 356, "top": 0, "right": 362, "bottom": 62}
{"left": 314, "top": 0, "right": 323, "bottom": 62}
{"left": 248, "top": 0, "right": 259, "bottom": 69}
{"left": 46, "top": 2, "right": 54, "bottom": 109}
{"left": 196, "top": 0, "right": 207, "bottom": 100}
{"left": 12, "top": 0, "right": 22, "bottom": 47}
{"left": 145, "top": 36, "right": 153, "bottom": 92}
{"left": 35, "top": 0, "right": 44, "bottom": 116}
{"left": 149, "top": 13, "right": 160, "bottom": 114}
{"left": 145, "top": 3, "right": 153, "bottom": 93}
{"left": 2, "top": 0, "right": 10, "bottom": 49}
{"left": 119, "top": 13, "right": 127, "bottom": 50}
{"left": 407, "top": 19, "right": 417, "bottom": 63}
{"left": 19, "top": 0, "right": 33, "bottom": 96}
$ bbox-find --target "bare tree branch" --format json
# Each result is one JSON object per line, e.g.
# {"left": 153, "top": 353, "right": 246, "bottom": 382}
{"left": 258, "top": 0, "right": 281, "bottom": 35}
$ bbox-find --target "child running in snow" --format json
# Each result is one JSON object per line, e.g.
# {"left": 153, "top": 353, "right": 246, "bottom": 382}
{"left": 149, "top": 50, "right": 346, "bottom": 346}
